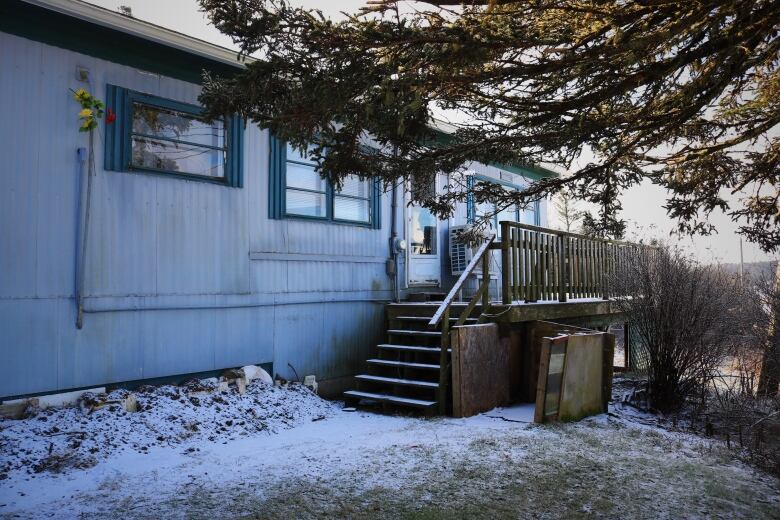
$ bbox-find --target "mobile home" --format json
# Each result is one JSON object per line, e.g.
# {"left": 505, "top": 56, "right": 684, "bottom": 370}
{"left": 0, "top": 0, "right": 553, "bottom": 400}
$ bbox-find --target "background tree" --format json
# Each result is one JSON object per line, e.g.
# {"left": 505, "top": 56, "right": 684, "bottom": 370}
{"left": 198, "top": 0, "right": 780, "bottom": 250}
{"left": 552, "top": 189, "right": 583, "bottom": 233}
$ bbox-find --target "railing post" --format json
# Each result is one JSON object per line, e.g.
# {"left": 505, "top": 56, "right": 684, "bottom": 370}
{"left": 500, "top": 221, "right": 511, "bottom": 305}
{"left": 482, "top": 249, "right": 490, "bottom": 311}
{"left": 601, "top": 242, "right": 613, "bottom": 300}
{"left": 439, "top": 306, "right": 450, "bottom": 415}
{"left": 559, "top": 234, "right": 568, "bottom": 302}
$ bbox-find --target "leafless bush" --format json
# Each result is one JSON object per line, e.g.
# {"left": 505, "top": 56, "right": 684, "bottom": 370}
{"left": 702, "top": 265, "right": 780, "bottom": 473}
{"left": 611, "top": 246, "right": 742, "bottom": 412}
{"left": 706, "top": 371, "right": 780, "bottom": 474}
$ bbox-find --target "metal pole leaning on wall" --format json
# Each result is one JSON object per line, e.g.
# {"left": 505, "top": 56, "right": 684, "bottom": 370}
{"left": 75, "top": 130, "right": 95, "bottom": 329}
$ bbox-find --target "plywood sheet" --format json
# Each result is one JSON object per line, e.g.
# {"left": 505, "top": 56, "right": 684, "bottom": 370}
{"left": 521, "top": 321, "right": 591, "bottom": 402}
{"left": 558, "top": 333, "right": 604, "bottom": 422}
{"left": 451, "top": 323, "right": 511, "bottom": 418}
{"left": 534, "top": 335, "right": 568, "bottom": 423}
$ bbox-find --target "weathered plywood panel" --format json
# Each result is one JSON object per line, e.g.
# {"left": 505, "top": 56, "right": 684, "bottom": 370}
{"left": 521, "top": 321, "right": 591, "bottom": 402}
{"left": 451, "top": 323, "right": 511, "bottom": 418}
{"left": 558, "top": 333, "right": 604, "bottom": 421}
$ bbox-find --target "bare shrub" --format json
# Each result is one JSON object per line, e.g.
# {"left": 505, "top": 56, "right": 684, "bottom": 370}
{"left": 611, "top": 246, "right": 741, "bottom": 412}
{"left": 703, "top": 265, "right": 780, "bottom": 473}
{"left": 756, "top": 263, "right": 780, "bottom": 396}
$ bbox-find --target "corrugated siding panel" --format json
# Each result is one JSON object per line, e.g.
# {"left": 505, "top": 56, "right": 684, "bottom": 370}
{"left": 0, "top": 32, "right": 393, "bottom": 398}
{"left": 0, "top": 33, "right": 41, "bottom": 298}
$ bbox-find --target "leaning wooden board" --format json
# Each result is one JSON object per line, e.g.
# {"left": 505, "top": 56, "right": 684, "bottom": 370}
{"left": 534, "top": 335, "right": 568, "bottom": 423}
{"left": 534, "top": 330, "right": 609, "bottom": 423}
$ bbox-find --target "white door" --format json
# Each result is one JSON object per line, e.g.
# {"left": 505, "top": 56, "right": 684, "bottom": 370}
{"left": 407, "top": 178, "right": 441, "bottom": 287}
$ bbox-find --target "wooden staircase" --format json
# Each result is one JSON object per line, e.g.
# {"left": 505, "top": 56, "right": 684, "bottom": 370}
{"left": 345, "top": 233, "right": 497, "bottom": 415}
{"left": 344, "top": 309, "right": 480, "bottom": 413}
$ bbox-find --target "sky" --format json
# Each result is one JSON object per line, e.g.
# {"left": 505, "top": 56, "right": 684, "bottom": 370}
{"left": 88, "top": 0, "right": 774, "bottom": 265}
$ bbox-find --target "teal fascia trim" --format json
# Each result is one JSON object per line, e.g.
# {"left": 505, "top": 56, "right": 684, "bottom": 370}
{"left": 427, "top": 127, "right": 558, "bottom": 181}
{"left": 0, "top": 0, "right": 242, "bottom": 84}
{"left": 473, "top": 173, "right": 523, "bottom": 190}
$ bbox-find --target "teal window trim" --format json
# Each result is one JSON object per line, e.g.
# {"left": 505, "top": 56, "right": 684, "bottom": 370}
{"left": 104, "top": 84, "right": 243, "bottom": 188}
{"left": 268, "top": 135, "right": 381, "bottom": 229}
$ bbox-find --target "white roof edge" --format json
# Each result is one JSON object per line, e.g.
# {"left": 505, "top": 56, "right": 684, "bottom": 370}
{"left": 22, "top": 0, "right": 247, "bottom": 68}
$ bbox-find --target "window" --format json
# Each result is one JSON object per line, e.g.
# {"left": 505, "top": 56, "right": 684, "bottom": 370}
{"left": 409, "top": 176, "right": 437, "bottom": 254}
{"left": 269, "top": 138, "right": 381, "bottom": 228}
{"left": 104, "top": 85, "right": 243, "bottom": 187}
{"left": 467, "top": 174, "right": 539, "bottom": 237}
{"left": 334, "top": 175, "right": 372, "bottom": 222}
{"left": 285, "top": 144, "right": 328, "bottom": 217}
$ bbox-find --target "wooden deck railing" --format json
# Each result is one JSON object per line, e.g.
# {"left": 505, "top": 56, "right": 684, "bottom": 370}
{"left": 499, "top": 221, "right": 645, "bottom": 305}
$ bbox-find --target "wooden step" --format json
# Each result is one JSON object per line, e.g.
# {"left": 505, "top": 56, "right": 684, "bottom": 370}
{"left": 377, "top": 344, "right": 450, "bottom": 354}
{"left": 367, "top": 359, "right": 440, "bottom": 370}
{"left": 355, "top": 374, "right": 439, "bottom": 389}
{"left": 343, "top": 390, "right": 436, "bottom": 409}
{"left": 395, "top": 316, "right": 478, "bottom": 324}
{"left": 387, "top": 329, "right": 442, "bottom": 337}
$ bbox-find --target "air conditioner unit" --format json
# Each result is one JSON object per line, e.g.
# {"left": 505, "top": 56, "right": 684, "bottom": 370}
{"left": 449, "top": 226, "right": 497, "bottom": 278}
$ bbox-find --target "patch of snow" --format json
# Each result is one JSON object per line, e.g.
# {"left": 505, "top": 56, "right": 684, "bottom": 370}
{"left": 0, "top": 380, "right": 336, "bottom": 480}
{"left": 481, "top": 403, "right": 535, "bottom": 423}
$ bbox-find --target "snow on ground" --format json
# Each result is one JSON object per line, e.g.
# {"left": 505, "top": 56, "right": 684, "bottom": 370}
{"left": 1, "top": 380, "right": 779, "bottom": 519}
{"left": 0, "top": 380, "right": 336, "bottom": 478}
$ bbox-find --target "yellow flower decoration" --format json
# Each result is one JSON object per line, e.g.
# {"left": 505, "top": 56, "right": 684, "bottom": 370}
{"left": 71, "top": 88, "right": 105, "bottom": 132}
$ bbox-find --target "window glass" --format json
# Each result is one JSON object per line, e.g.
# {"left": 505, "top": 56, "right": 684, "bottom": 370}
{"left": 410, "top": 206, "right": 437, "bottom": 255}
{"left": 129, "top": 102, "right": 226, "bottom": 178}
{"left": 132, "top": 103, "right": 224, "bottom": 147}
{"left": 286, "top": 143, "right": 317, "bottom": 164}
{"left": 334, "top": 197, "right": 370, "bottom": 222}
{"left": 131, "top": 137, "right": 225, "bottom": 178}
{"left": 285, "top": 146, "right": 329, "bottom": 218}
{"left": 286, "top": 163, "right": 327, "bottom": 191}
{"left": 520, "top": 202, "right": 537, "bottom": 225}
{"left": 475, "top": 200, "right": 496, "bottom": 234}
{"left": 496, "top": 203, "right": 518, "bottom": 238}
{"left": 286, "top": 190, "right": 327, "bottom": 217}
{"left": 272, "top": 141, "right": 377, "bottom": 226}
{"left": 338, "top": 175, "right": 371, "bottom": 198}
{"left": 334, "top": 175, "right": 371, "bottom": 222}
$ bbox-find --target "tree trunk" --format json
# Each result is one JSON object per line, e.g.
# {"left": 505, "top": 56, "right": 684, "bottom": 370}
{"left": 757, "top": 262, "right": 780, "bottom": 396}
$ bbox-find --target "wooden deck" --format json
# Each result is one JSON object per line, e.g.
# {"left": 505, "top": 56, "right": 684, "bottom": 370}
{"left": 345, "top": 223, "right": 643, "bottom": 415}
{"left": 388, "top": 298, "right": 623, "bottom": 328}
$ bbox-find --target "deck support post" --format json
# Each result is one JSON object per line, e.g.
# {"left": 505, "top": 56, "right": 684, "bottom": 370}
{"left": 482, "top": 250, "right": 490, "bottom": 311}
{"left": 438, "top": 306, "right": 450, "bottom": 415}
{"left": 500, "top": 221, "right": 510, "bottom": 305}
{"left": 623, "top": 321, "right": 631, "bottom": 370}
{"left": 559, "top": 235, "right": 568, "bottom": 303}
